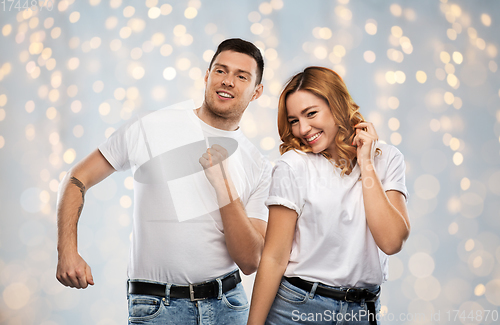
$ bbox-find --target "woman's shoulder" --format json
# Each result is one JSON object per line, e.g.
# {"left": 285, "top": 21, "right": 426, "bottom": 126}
{"left": 275, "top": 149, "right": 314, "bottom": 172}
{"left": 376, "top": 142, "right": 404, "bottom": 160}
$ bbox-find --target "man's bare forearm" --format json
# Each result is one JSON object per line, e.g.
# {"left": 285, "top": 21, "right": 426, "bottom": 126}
{"left": 57, "top": 174, "right": 87, "bottom": 254}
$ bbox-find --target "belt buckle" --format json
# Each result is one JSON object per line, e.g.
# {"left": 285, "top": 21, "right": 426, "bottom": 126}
{"left": 189, "top": 284, "right": 204, "bottom": 301}
{"left": 344, "top": 288, "right": 356, "bottom": 302}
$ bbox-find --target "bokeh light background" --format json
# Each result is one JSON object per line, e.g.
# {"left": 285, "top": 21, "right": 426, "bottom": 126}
{"left": 1, "top": 0, "right": 500, "bottom": 324}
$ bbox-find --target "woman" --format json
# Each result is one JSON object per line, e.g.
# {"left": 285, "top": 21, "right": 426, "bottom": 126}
{"left": 247, "top": 67, "right": 410, "bottom": 325}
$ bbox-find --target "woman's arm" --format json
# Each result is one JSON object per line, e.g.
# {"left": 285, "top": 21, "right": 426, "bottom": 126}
{"left": 247, "top": 205, "right": 298, "bottom": 325}
{"left": 353, "top": 122, "right": 410, "bottom": 255}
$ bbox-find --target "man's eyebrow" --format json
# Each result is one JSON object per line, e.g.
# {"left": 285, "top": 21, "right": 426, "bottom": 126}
{"left": 287, "top": 106, "right": 318, "bottom": 119}
{"left": 213, "top": 63, "right": 252, "bottom": 76}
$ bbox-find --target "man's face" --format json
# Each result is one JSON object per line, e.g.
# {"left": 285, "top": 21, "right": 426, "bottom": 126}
{"left": 203, "top": 50, "right": 263, "bottom": 120}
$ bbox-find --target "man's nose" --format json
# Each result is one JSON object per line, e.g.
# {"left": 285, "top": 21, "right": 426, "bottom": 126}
{"left": 222, "top": 74, "right": 235, "bottom": 87}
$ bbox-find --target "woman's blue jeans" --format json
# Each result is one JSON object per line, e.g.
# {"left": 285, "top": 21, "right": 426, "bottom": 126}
{"left": 265, "top": 278, "right": 381, "bottom": 325}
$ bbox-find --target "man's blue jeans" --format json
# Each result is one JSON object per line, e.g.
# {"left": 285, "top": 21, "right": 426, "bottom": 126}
{"left": 127, "top": 280, "right": 249, "bottom": 324}
{"left": 265, "top": 277, "right": 381, "bottom": 325}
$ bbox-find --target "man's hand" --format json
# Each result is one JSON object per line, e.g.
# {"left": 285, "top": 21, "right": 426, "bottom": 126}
{"left": 199, "top": 144, "right": 230, "bottom": 189}
{"left": 56, "top": 252, "right": 94, "bottom": 289}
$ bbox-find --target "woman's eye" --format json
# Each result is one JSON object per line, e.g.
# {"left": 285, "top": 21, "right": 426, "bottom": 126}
{"left": 307, "top": 111, "right": 317, "bottom": 117}
{"left": 289, "top": 119, "right": 298, "bottom": 125}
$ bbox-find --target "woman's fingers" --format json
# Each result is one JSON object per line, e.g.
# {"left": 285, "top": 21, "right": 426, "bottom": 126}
{"left": 354, "top": 122, "right": 378, "bottom": 139}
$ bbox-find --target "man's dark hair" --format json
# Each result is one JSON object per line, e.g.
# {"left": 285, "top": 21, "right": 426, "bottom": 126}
{"left": 208, "top": 38, "right": 264, "bottom": 85}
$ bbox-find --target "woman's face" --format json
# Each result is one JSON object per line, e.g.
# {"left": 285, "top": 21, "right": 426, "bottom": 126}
{"left": 286, "top": 90, "right": 339, "bottom": 157}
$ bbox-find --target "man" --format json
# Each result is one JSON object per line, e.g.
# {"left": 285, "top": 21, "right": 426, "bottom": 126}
{"left": 56, "top": 38, "right": 271, "bottom": 324}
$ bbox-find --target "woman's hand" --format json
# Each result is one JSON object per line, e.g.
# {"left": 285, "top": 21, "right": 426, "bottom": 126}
{"left": 352, "top": 122, "right": 378, "bottom": 169}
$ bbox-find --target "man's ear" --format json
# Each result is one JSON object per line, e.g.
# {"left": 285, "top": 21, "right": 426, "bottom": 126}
{"left": 250, "top": 84, "right": 264, "bottom": 102}
{"left": 204, "top": 69, "right": 209, "bottom": 83}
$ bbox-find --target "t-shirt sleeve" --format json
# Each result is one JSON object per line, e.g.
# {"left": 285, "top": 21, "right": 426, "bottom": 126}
{"left": 244, "top": 159, "right": 272, "bottom": 222}
{"left": 382, "top": 146, "right": 409, "bottom": 201}
{"left": 265, "top": 160, "right": 304, "bottom": 216}
{"left": 98, "top": 122, "right": 131, "bottom": 172}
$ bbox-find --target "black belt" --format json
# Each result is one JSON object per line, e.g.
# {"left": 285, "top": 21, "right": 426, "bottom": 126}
{"left": 285, "top": 277, "right": 380, "bottom": 325}
{"left": 128, "top": 270, "right": 241, "bottom": 301}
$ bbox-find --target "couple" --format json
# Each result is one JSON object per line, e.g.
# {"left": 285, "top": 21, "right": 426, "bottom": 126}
{"left": 56, "top": 38, "right": 410, "bottom": 325}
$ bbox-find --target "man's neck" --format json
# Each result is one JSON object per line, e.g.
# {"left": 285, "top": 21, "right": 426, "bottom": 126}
{"left": 195, "top": 105, "right": 240, "bottom": 131}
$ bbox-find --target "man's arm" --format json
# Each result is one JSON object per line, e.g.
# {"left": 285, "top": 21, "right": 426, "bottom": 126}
{"left": 199, "top": 145, "right": 268, "bottom": 275}
{"left": 56, "top": 149, "right": 115, "bottom": 288}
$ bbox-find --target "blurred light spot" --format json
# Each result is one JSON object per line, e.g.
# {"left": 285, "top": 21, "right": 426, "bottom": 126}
{"left": 92, "top": 80, "right": 104, "bottom": 93}
{"left": 259, "top": 2, "right": 273, "bottom": 15}
{"left": 148, "top": 7, "right": 161, "bottom": 19}
{"left": 469, "top": 251, "right": 495, "bottom": 276}
{"left": 46, "top": 107, "right": 57, "bottom": 119}
{"left": 485, "top": 280, "right": 500, "bottom": 305}
{"left": 151, "top": 86, "right": 167, "bottom": 101}
{"left": 123, "top": 6, "right": 135, "bottom": 17}
{"left": 127, "top": 87, "right": 139, "bottom": 100}
{"left": 0, "top": 136, "right": 4, "bottom": 149}
{"left": 440, "top": 51, "right": 451, "bottom": 64}
{"left": 51, "top": 27, "right": 61, "bottom": 39}
{"left": 415, "top": 276, "right": 441, "bottom": 301}
{"left": 390, "top": 4, "right": 402, "bottom": 16}
{"left": 49, "top": 179, "right": 59, "bottom": 192}
{"left": 25, "top": 124, "right": 35, "bottom": 141}
{"left": 465, "top": 238, "right": 475, "bottom": 251}
{"left": 270, "top": 0, "right": 284, "bottom": 9}
{"left": 70, "top": 100, "right": 82, "bottom": 113}
{"left": 0, "top": 109, "right": 5, "bottom": 120}
{"left": 452, "top": 51, "right": 463, "bottom": 64}
{"left": 173, "top": 24, "right": 186, "bottom": 36}
{"left": 251, "top": 23, "right": 264, "bottom": 35}
{"left": 453, "top": 97, "right": 462, "bottom": 109}
{"left": 388, "top": 97, "right": 399, "bottom": 109}
{"left": 409, "top": 252, "right": 434, "bottom": 278}
{"left": 319, "top": 27, "right": 332, "bottom": 39}
{"left": 24, "top": 100, "right": 34, "bottom": 113}
{"left": 69, "top": 12, "right": 80, "bottom": 23}
{"left": 46, "top": 58, "right": 56, "bottom": 70}
{"left": 67, "top": 57, "right": 80, "bottom": 70}
{"left": 205, "top": 23, "right": 217, "bottom": 35}
{"left": 447, "top": 28, "right": 457, "bottom": 40}
{"left": 363, "top": 51, "right": 376, "bottom": 63}
{"left": 390, "top": 132, "right": 402, "bottom": 145}
{"left": 114, "top": 88, "right": 126, "bottom": 101}
{"left": 474, "top": 284, "right": 485, "bottom": 296}
{"left": 189, "top": 67, "right": 202, "bottom": 80}
{"left": 73, "top": 125, "right": 84, "bottom": 138}
{"left": 3, "top": 282, "right": 30, "bottom": 310}
{"left": 120, "top": 195, "right": 132, "bottom": 208}
{"left": 163, "top": 67, "right": 176, "bottom": 80}
{"left": 49, "top": 132, "right": 59, "bottom": 145}
{"left": 2, "top": 24, "right": 12, "bottom": 36}
{"left": 105, "top": 127, "right": 115, "bottom": 138}
{"left": 265, "top": 48, "right": 278, "bottom": 61}
{"left": 63, "top": 149, "right": 76, "bottom": 164}
{"left": 387, "top": 49, "right": 403, "bottom": 63}
{"left": 132, "top": 66, "right": 145, "bottom": 79}
{"left": 448, "top": 222, "right": 458, "bottom": 234}
{"left": 151, "top": 33, "right": 165, "bottom": 46}
{"left": 365, "top": 19, "right": 377, "bottom": 35}
{"left": 453, "top": 152, "right": 463, "bottom": 165}
{"left": 447, "top": 74, "right": 458, "bottom": 88}
{"left": 48, "top": 89, "right": 59, "bottom": 102}
{"left": 120, "top": 26, "right": 132, "bottom": 39}
{"left": 160, "top": 44, "right": 173, "bottom": 56}
{"left": 414, "top": 174, "right": 440, "bottom": 200}
{"left": 335, "top": 6, "right": 352, "bottom": 20}
{"left": 58, "top": 0, "right": 69, "bottom": 11}
{"left": 124, "top": 177, "right": 134, "bottom": 190}
{"left": 260, "top": 137, "right": 275, "bottom": 151}
{"left": 388, "top": 118, "right": 400, "bottom": 131}
{"left": 391, "top": 26, "right": 403, "bottom": 38}
{"left": 333, "top": 45, "right": 346, "bottom": 58}
{"left": 416, "top": 70, "right": 427, "bottom": 83}
{"left": 184, "top": 7, "right": 197, "bottom": 19}
{"left": 158, "top": 4, "right": 172, "bottom": 15}
{"left": 177, "top": 58, "right": 191, "bottom": 71}
{"left": 460, "top": 177, "right": 471, "bottom": 191}
{"left": 99, "top": 102, "right": 111, "bottom": 116}
{"left": 42, "top": 18, "right": 55, "bottom": 30}
{"left": 460, "top": 192, "right": 483, "bottom": 218}
{"left": 314, "top": 46, "right": 327, "bottom": 60}
{"left": 481, "top": 13, "right": 491, "bottom": 26}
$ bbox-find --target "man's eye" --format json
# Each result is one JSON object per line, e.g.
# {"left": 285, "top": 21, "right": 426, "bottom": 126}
{"left": 238, "top": 75, "right": 247, "bottom": 80}
{"left": 216, "top": 69, "right": 224, "bottom": 74}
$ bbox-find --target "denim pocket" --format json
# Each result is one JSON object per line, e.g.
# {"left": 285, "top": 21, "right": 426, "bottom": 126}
{"left": 276, "top": 280, "right": 308, "bottom": 304}
{"left": 222, "top": 284, "right": 250, "bottom": 310}
{"left": 128, "top": 295, "right": 163, "bottom": 321}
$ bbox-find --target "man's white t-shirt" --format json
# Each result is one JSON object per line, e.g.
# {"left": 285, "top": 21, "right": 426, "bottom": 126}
{"left": 98, "top": 101, "right": 272, "bottom": 284}
{"left": 265, "top": 143, "right": 408, "bottom": 288}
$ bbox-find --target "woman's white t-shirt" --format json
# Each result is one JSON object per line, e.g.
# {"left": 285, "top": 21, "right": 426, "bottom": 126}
{"left": 265, "top": 143, "right": 408, "bottom": 288}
